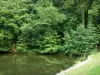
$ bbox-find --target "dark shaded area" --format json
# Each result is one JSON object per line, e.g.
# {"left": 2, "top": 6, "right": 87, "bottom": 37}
{"left": 0, "top": 51, "right": 11, "bottom": 54}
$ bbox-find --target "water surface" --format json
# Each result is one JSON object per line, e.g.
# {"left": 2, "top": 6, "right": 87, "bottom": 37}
{"left": 0, "top": 53, "right": 77, "bottom": 75}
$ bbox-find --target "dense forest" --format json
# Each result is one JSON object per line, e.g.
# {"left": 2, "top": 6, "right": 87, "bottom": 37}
{"left": 0, "top": 0, "right": 100, "bottom": 55}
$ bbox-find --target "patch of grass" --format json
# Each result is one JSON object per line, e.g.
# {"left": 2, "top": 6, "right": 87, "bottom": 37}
{"left": 65, "top": 53, "right": 100, "bottom": 75}
{"left": 88, "top": 66, "right": 100, "bottom": 75}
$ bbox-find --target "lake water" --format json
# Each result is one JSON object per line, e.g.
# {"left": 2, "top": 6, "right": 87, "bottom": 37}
{"left": 0, "top": 53, "right": 78, "bottom": 75}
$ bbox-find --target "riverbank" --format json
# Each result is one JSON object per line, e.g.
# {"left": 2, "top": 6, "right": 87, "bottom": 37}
{"left": 56, "top": 53, "right": 100, "bottom": 75}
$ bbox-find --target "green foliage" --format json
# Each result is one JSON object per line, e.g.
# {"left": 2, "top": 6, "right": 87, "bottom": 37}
{"left": 0, "top": 30, "right": 12, "bottom": 51}
{"left": 0, "top": 0, "right": 100, "bottom": 55}
{"left": 37, "top": 32, "right": 61, "bottom": 54}
{"left": 17, "top": 0, "right": 66, "bottom": 53}
{"left": 64, "top": 0, "right": 74, "bottom": 9}
{"left": 88, "top": 0, "right": 100, "bottom": 16}
{"left": 36, "top": 6, "right": 66, "bottom": 25}
{"left": 0, "top": 0, "right": 26, "bottom": 51}
{"left": 63, "top": 25, "right": 98, "bottom": 55}
{"left": 63, "top": 14, "right": 79, "bottom": 31}
{"left": 16, "top": 43, "right": 28, "bottom": 53}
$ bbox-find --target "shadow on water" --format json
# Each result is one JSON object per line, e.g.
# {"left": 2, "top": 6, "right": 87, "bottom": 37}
{"left": 0, "top": 53, "right": 78, "bottom": 75}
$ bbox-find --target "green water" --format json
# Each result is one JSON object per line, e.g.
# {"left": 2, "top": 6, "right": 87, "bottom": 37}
{"left": 0, "top": 53, "right": 77, "bottom": 75}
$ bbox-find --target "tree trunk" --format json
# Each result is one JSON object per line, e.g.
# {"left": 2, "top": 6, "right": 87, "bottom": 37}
{"left": 81, "top": 0, "right": 88, "bottom": 28}
{"left": 12, "top": 42, "right": 16, "bottom": 53}
{"left": 82, "top": 10, "right": 85, "bottom": 26}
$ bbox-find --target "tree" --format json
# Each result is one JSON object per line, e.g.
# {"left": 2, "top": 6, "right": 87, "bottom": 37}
{"left": 0, "top": 0, "right": 27, "bottom": 52}
{"left": 16, "top": 0, "right": 66, "bottom": 53}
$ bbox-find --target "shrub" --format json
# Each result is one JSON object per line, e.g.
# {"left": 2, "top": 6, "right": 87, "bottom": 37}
{"left": 63, "top": 25, "right": 98, "bottom": 55}
{"left": 37, "top": 32, "right": 61, "bottom": 54}
{"left": 16, "top": 43, "right": 28, "bottom": 53}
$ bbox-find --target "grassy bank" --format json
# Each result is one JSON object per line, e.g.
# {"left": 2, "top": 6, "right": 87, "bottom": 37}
{"left": 65, "top": 53, "right": 100, "bottom": 75}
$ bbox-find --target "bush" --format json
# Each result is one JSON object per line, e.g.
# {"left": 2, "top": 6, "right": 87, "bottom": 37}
{"left": 0, "top": 30, "right": 13, "bottom": 51}
{"left": 16, "top": 43, "right": 28, "bottom": 53}
{"left": 37, "top": 32, "right": 61, "bottom": 54}
{"left": 63, "top": 25, "right": 98, "bottom": 55}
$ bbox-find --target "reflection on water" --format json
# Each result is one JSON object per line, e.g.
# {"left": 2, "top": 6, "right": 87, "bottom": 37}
{"left": 0, "top": 53, "right": 77, "bottom": 75}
